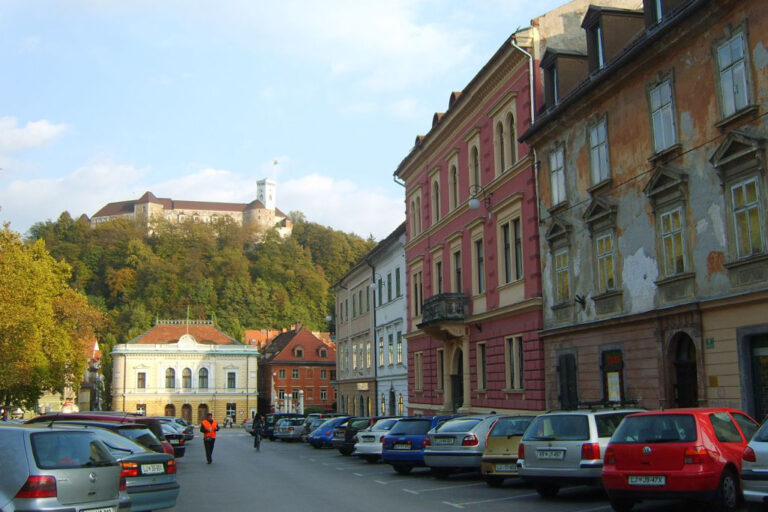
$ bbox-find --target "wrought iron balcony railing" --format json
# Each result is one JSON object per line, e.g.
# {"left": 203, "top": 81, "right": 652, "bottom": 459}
{"left": 419, "top": 293, "right": 468, "bottom": 326}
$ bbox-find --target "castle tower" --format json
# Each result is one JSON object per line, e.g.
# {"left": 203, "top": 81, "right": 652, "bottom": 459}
{"left": 256, "top": 179, "right": 276, "bottom": 211}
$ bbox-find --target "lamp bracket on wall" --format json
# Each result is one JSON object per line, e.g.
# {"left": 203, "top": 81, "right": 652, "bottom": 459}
{"left": 468, "top": 185, "right": 492, "bottom": 211}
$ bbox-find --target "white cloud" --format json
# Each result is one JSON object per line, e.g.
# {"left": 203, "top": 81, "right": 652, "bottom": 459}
{"left": 151, "top": 168, "right": 254, "bottom": 203}
{"left": 0, "top": 117, "right": 69, "bottom": 153}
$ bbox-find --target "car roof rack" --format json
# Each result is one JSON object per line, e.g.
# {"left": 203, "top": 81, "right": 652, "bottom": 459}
{"left": 577, "top": 399, "right": 640, "bottom": 411}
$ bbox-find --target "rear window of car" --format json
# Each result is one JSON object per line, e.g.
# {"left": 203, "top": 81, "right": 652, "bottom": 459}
{"left": 595, "top": 413, "right": 632, "bottom": 438}
{"left": 522, "top": 414, "right": 589, "bottom": 441}
{"left": 611, "top": 414, "right": 696, "bottom": 444}
{"left": 710, "top": 412, "right": 743, "bottom": 443}
{"left": 117, "top": 427, "right": 159, "bottom": 448}
{"left": 489, "top": 417, "right": 533, "bottom": 437}
{"left": 372, "top": 418, "right": 399, "bottom": 430}
{"left": 350, "top": 419, "right": 372, "bottom": 429}
{"left": 390, "top": 419, "right": 432, "bottom": 435}
{"left": 31, "top": 431, "right": 115, "bottom": 469}
{"left": 436, "top": 418, "right": 482, "bottom": 433}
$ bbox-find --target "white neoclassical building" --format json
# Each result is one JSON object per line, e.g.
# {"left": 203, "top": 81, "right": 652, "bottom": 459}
{"left": 111, "top": 320, "right": 259, "bottom": 424}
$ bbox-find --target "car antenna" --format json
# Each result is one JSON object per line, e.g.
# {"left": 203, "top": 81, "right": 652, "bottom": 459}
{"left": 48, "top": 411, "right": 62, "bottom": 429}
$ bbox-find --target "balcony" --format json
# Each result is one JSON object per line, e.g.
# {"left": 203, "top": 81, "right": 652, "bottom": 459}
{"left": 417, "top": 293, "right": 468, "bottom": 340}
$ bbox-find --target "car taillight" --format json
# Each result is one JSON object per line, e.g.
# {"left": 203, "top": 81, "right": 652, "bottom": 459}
{"left": 380, "top": 435, "right": 386, "bottom": 443}
{"left": 180, "top": 437, "right": 185, "bottom": 445}
{"left": 744, "top": 446, "right": 757, "bottom": 462}
{"left": 518, "top": 443, "right": 525, "bottom": 460}
{"left": 684, "top": 445, "right": 709, "bottom": 464}
{"left": 462, "top": 434, "right": 479, "bottom": 446}
{"left": 581, "top": 443, "right": 601, "bottom": 460}
{"left": 423, "top": 436, "right": 431, "bottom": 447}
{"left": 166, "top": 459, "right": 177, "bottom": 474}
{"left": 120, "top": 461, "right": 139, "bottom": 478}
{"left": 15, "top": 475, "right": 57, "bottom": 499}
{"left": 325, "top": 430, "right": 331, "bottom": 436}
{"left": 604, "top": 446, "right": 615, "bottom": 465}
{"left": 119, "top": 476, "right": 127, "bottom": 492}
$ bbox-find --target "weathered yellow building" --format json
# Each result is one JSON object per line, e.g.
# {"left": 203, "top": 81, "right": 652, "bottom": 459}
{"left": 111, "top": 320, "right": 259, "bottom": 424}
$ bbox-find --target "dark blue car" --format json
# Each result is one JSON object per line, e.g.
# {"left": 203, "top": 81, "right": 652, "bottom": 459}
{"left": 382, "top": 415, "right": 459, "bottom": 474}
{"left": 308, "top": 416, "right": 350, "bottom": 448}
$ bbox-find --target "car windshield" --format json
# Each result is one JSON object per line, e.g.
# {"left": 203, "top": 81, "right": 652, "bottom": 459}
{"left": 390, "top": 419, "right": 432, "bottom": 435}
{"left": 371, "top": 418, "right": 399, "bottom": 431}
{"left": 611, "top": 414, "right": 697, "bottom": 444}
{"left": 522, "top": 414, "right": 589, "bottom": 441}
{"left": 436, "top": 418, "right": 482, "bottom": 433}
{"left": 489, "top": 417, "right": 533, "bottom": 437}
{"left": 31, "top": 431, "right": 115, "bottom": 469}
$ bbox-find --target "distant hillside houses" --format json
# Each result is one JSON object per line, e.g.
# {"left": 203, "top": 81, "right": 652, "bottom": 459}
{"left": 91, "top": 178, "right": 292, "bottom": 237}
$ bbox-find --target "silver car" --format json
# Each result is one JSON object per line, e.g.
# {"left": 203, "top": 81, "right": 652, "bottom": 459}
{"left": 741, "top": 418, "right": 768, "bottom": 505}
{"left": 423, "top": 415, "right": 498, "bottom": 478}
{"left": 274, "top": 418, "right": 305, "bottom": 441}
{"left": 0, "top": 424, "right": 125, "bottom": 512}
{"left": 517, "top": 407, "right": 643, "bottom": 497}
{"left": 354, "top": 417, "right": 402, "bottom": 463}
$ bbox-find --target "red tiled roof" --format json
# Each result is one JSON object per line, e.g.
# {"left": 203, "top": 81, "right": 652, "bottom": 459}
{"left": 93, "top": 200, "right": 136, "bottom": 217}
{"left": 129, "top": 324, "right": 240, "bottom": 345}
{"left": 263, "top": 328, "right": 336, "bottom": 363}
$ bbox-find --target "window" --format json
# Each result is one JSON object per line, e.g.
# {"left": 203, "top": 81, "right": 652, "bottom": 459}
{"left": 378, "top": 279, "right": 383, "bottom": 306}
{"left": 182, "top": 368, "right": 191, "bottom": 389}
{"left": 198, "top": 368, "right": 208, "bottom": 389}
{"left": 502, "top": 222, "right": 512, "bottom": 284}
{"left": 136, "top": 404, "right": 146, "bottom": 415}
{"left": 379, "top": 338, "right": 384, "bottom": 366}
{"left": 352, "top": 293, "right": 356, "bottom": 317}
{"left": 474, "top": 239, "right": 485, "bottom": 294}
{"left": 436, "top": 261, "right": 443, "bottom": 294}
{"left": 710, "top": 412, "right": 743, "bottom": 443}
{"left": 395, "top": 268, "right": 401, "bottom": 297}
{"left": 514, "top": 219, "right": 523, "bottom": 280}
{"left": 589, "top": 118, "right": 610, "bottom": 184}
{"left": 305, "top": 387, "right": 313, "bottom": 401}
{"left": 596, "top": 233, "right": 616, "bottom": 292}
{"left": 550, "top": 148, "right": 566, "bottom": 206}
{"left": 507, "top": 113, "right": 517, "bottom": 163}
{"left": 432, "top": 180, "right": 441, "bottom": 223}
{"left": 396, "top": 332, "right": 403, "bottom": 364}
{"left": 436, "top": 349, "right": 444, "bottom": 390}
{"left": 320, "top": 348, "right": 327, "bottom": 358}
{"left": 732, "top": 178, "right": 764, "bottom": 258}
{"left": 660, "top": 208, "right": 685, "bottom": 275}
{"left": 366, "top": 342, "right": 372, "bottom": 368}
{"left": 345, "top": 299, "right": 348, "bottom": 321}
{"left": 291, "top": 390, "right": 299, "bottom": 401}
{"left": 594, "top": 25, "right": 604, "bottom": 69}
{"left": 414, "top": 352, "right": 424, "bottom": 391}
{"left": 602, "top": 350, "right": 624, "bottom": 402}
{"left": 496, "top": 121, "right": 506, "bottom": 172}
{"left": 387, "top": 273, "right": 392, "bottom": 302}
{"left": 398, "top": 395, "right": 404, "bottom": 416}
{"left": 500, "top": 218, "right": 522, "bottom": 284}
{"left": 165, "top": 368, "right": 175, "bottom": 389}
{"left": 388, "top": 334, "right": 394, "bottom": 365}
{"left": 358, "top": 290, "right": 363, "bottom": 315}
{"left": 279, "top": 369, "right": 286, "bottom": 379}
{"left": 717, "top": 32, "right": 748, "bottom": 118}
{"left": 381, "top": 394, "right": 386, "bottom": 415}
{"left": 292, "top": 369, "right": 299, "bottom": 379}
{"left": 330, "top": 370, "right": 336, "bottom": 380}
{"left": 278, "top": 389, "right": 286, "bottom": 400}
{"left": 411, "top": 269, "right": 423, "bottom": 317}
{"left": 136, "top": 372, "right": 146, "bottom": 389}
{"left": 453, "top": 250, "right": 462, "bottom": 292}
{"left": 554, "top": 249, "right": 570, "bottom": 303}
{"left": 478, "top": 343, "right": 487, "bottom": 390}
{"left": 650, "top": 78, "right": 676, "bottom": 153}
{"left": 450, "top": 165, "right": 459, "bottom": 210}
{"left": 506, "top": 336, "right": 524, "bottom": 390}
{"left": 227, "top": 372, "right": 236, "bottom": 389}
{"left": 295, "top": 347, "right": 303, "bottom": 358}
{"left": 470, "top": 146, "right": 481, "bottom": 191}
{"left": 321, "top": 369, "right": 327, "bottom": 379}
{"left": 226, "top": 403, "right": 236, "bottom": 420}
{"left": 320, "top": 388, "right": 327, "bottom": 401}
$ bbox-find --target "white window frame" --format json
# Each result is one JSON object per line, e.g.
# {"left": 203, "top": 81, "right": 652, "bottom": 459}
{"left": 649, "top": 78, "right": 677, "bottom": 153}
{"left": 731, "top": 177, "right": 765, "bottom": 259}
{"left": 505, "top": 336, "right": 524, "bottom": 390}
{"left": 660, "top": 207, "right": 686, "bottom": 276}
{"left": 589, "top": 118, "right": 610, "bottom": 184}
{"left": 595, "top": 233, "right": 616, "bottom": 292}
{"left": 550, "top": 147, "right": 566, "bottom": 206}
{"left": 716, "top": 31, "right": 749, "bottom": 118}
{"left": 554, "top": 248, "right": 570, "bottom": 303}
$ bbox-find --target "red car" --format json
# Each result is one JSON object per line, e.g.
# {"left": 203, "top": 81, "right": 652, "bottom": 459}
{"left": 602, "top": 408, "right": 758, "bottom": 512}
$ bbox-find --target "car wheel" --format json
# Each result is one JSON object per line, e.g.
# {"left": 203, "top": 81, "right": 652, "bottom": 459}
{"left": 711, "top": 469, "right": 739, "bottom": 512}
{"left": 535, "top": 485, "right": 560, "bottom": 498}
{"left": 339, "top": 448, "right": 353, "bottom": 456}
{"left": 393, "top": 465, "right": 412, "bottom": 475}
{"left": 432, "top": 468, "right": 452, "bottom": 479}
{"left": 484, "top": 475, "right": 504, "bottom": 487}
{"left": 608, "top": 498, "right": 635, "bottom": 512}
{"left": 311, "top": 442, "right": 321, "bottom": 449}
{"left": 364, "top": 456, "right": 378, "bottom": 464}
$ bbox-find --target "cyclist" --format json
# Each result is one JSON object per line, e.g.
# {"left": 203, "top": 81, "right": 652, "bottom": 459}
{"left": 252, "top": 414, "right": 265, "bottom": 451}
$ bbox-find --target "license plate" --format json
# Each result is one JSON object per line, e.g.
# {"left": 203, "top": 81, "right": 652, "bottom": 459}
{"left": 628, "top": 475, "right": 666, "bottom": 486}
{"left": 495, "top": 464, "right": 517, "bottom": 472}
{"left": 536, "top": 449, "right": 565, "bottom": 460}
{"left": 170, "top": 439, "right": 180, "bottom": 445}
{"left": 433, "top": 437, "right": 455, "bottom": 445}
{"left": 394, "top": 443, "right": 411, "bottom": 450}
{"left": 81, "top": 508, "right": 115, "bottom": 512}
{"left": 141, "top": 463, "right": 165, "bottom": 475}
{"left": 361, "top": 436, "right": 375, "bottom": 442}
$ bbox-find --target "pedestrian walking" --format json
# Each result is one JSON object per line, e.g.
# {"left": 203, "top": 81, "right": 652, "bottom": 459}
{"left": 200, "top": 412, "right": 219, "bottom": 464}
{"left": 253, "top": 414, "right": 265, "bottom": 451}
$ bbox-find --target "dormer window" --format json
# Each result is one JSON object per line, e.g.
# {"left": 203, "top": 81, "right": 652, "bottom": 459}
{"left": 644, "top": 0, "right": 685, "bottom": 28}
{"left": 295, "top": 347, "right": 304, "bottom": 358}
{"left": 319, "top": 348, "right": 327, "bottom": 358}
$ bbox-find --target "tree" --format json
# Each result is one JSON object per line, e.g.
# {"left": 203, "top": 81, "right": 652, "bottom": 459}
{"left": 0, "top": 228, "right": 103, "bottom": 408}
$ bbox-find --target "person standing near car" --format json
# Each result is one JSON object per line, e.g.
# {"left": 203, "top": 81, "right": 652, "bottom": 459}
{"left": 200, "top": 412, "right": 219, "bottom": 464}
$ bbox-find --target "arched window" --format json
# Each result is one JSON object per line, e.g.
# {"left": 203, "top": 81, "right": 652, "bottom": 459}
{"left": 433, "top": 180, "right": 440, "bottom": 222}
{"left": 451, "top": 165, "right": 458, "bottom": 209}
{"left": 497, "top": 121, "right": 505, "bottom": 172}
{"left": 198, "top": 368, "right": 209, "bottom": 389}
{"left": 471, "top": 146, "right": 480, "bottom": 189}
{"left": 507, "top": 112, "right": 517, "bottom": 163}
{"left": 398, "top": 394, "right": 404, "bottom": 415}
{"left": 165, "top": 368, "right": 175, "bottom": 389}
{"left": 416, "top": 196, "right": 422, "bottom": 233}
{"left": 182, "top": 368, "right": 192, "bottom": 389}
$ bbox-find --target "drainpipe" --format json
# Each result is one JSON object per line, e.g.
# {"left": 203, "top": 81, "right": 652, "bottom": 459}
{"left": 367, "top": 260, "right": 379, "bottom": 416}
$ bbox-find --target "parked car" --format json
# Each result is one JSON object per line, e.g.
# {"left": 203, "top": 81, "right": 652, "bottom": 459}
{"left": 154, "top": 416, "right": 194, "bottom": 440}
{"left": 300, "top": 416, "right": 328, "bottom": 442}
{"left": 55, "top": 422, "right": 180, "bottom": 512}
{"left": 274, "top": 418, "right": 306, "bottom": 441}
{"left": 423, "top": 415, "right": 499, "bottom": 478}
{"left": 27, "top": 412, "right": 175, "bottom": 457}
{"left": 160, "top": 422, "right": 186, "bottom": 458}
{"left": 382, "top": 415, "right": 459, "bottom": 474}
{"left": 480, "top": 415, "right": 535, "bottom": 487}
{"left": 308, "top": 416, "right": 351, "bottom": 448}
{"left": 742, "top": 416, "right": 768, "bottom": 506}
{"left": 353, "top": 417, "right": 402, "bottom": 463}
{"left": 603, "top": 408, "right": 758, "bottom": 512}
{"left": 517, "top": 406, "right": 644, "bottom": 497}
{"left": 40, "top": 419, "right": 166, "bottom": 455}
{"left": 264, "top": 413, "right": 304, "bottom": 440}
{"left": 0, "top": 424, "right": 125, "bottom": 512}
{"left": 333, "top": 417, "right": 381, "bottom": 456}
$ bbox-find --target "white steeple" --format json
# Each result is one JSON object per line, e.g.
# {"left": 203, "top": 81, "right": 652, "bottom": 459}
{"left": 256, "top": 178, "right": 276, "bottom": 211}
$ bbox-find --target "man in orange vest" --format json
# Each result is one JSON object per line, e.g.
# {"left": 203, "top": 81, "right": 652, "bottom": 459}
{"left": 200, "top": 412, "right": 220, "bottom": 464}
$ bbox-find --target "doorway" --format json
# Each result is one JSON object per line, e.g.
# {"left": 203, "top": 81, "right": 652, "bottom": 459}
{"left": 389, "top": 389, "right": 396, "bottom": 416}
{"left": 181, "top": 404, "right": 192, "bottom": 423}
{"left": 164, "top": 404, "right": 176, "bottom": 417}
{"left": 558, "top": 353, "right": 578, "bottom": 409}
{"left": 750, "top": 334, "right": 768, "bottom": 422}
{"left": 670, "top": 332, "right": 698, "bottom": 407}
{"left": 450, "top": 348, "right": 463, "bottom": 412}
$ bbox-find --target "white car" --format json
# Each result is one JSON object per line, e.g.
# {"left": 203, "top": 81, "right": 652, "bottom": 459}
{"left": 354, "top": 418, "right": 402, "bottom": 463}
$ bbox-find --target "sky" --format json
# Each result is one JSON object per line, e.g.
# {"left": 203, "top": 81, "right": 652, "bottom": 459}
{"left": 0, "top": 0, "right": 564, "bottom": 241}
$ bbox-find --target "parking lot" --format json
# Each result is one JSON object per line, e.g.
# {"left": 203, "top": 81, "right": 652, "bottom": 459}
{"left": 170, "top": 429, "right": 684, "bottom": 512}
